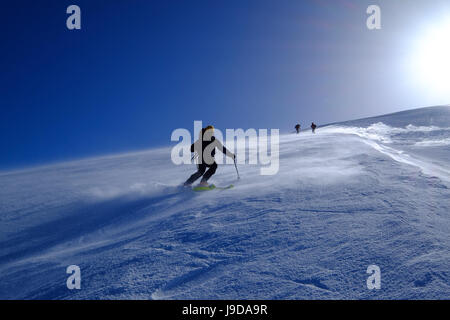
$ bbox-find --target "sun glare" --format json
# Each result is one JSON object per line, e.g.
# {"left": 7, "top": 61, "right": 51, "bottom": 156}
{"left": 413, "top": 19, "right": 450, "bottom": 96}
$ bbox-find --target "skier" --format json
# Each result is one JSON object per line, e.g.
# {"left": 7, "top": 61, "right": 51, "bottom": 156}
{"left": 311, "top": 122, "right": 317, "bottom": 134}
{"left": 295, "top": 124, "right": 301, "bottom": 134}
{"left": 184, "top": 125, "right": 235, "bottom": 187}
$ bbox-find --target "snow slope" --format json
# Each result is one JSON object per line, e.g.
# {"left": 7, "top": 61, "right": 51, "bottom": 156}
{"left": 1, "top": 106, "right": 449, "bottom": 299}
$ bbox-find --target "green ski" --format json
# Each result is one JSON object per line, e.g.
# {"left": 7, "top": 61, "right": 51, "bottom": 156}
{"left": 192, "top": 184, "right": 234, "bottom": 192}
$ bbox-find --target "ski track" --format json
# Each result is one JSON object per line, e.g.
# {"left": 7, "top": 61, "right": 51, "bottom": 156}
{"left": 0, "top": 106, "right": 450, "bottom": 299}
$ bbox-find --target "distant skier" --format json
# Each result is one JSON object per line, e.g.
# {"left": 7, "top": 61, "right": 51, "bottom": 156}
{"left": 311, "top": 122, "right": 317, "bottom": 134}
{"left": 184, "top": 125, "right": 235, "bottom": 187}
{"left": 295, "top": 124, "right": 301, "bottom": 134}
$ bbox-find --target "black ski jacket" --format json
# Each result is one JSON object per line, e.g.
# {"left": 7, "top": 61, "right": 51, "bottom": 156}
{"left": 191, "top": 136, "right": 233, "bottom": 164}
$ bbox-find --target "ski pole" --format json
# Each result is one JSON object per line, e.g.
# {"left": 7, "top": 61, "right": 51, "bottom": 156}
{"left": 234, "top": 157, "right": 240, "bottom": 180}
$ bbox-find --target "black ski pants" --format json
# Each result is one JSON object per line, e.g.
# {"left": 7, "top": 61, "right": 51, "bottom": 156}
{"left": 185, "top": 162, "right": 218, "bottom": 185}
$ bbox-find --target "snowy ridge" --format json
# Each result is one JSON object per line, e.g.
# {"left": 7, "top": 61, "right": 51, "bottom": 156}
{"left": 321, "top": 121, "right": 450, "bottom": 182}
{"left": 0, "top": 106, "right": 449, "bottom": 299}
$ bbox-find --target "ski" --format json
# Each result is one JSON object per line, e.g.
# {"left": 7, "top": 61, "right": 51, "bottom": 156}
{"left": 192, "top": 184, "right": 234, "bottom": 192}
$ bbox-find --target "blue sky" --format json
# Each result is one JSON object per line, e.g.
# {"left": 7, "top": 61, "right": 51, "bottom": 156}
{"left": 1, "top": 0, "right": 450, "bottom": 170}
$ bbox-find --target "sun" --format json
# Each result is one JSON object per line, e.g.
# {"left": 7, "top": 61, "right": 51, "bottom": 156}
{"left": 412, "top": 20, "right": 450, "bottom": 96}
